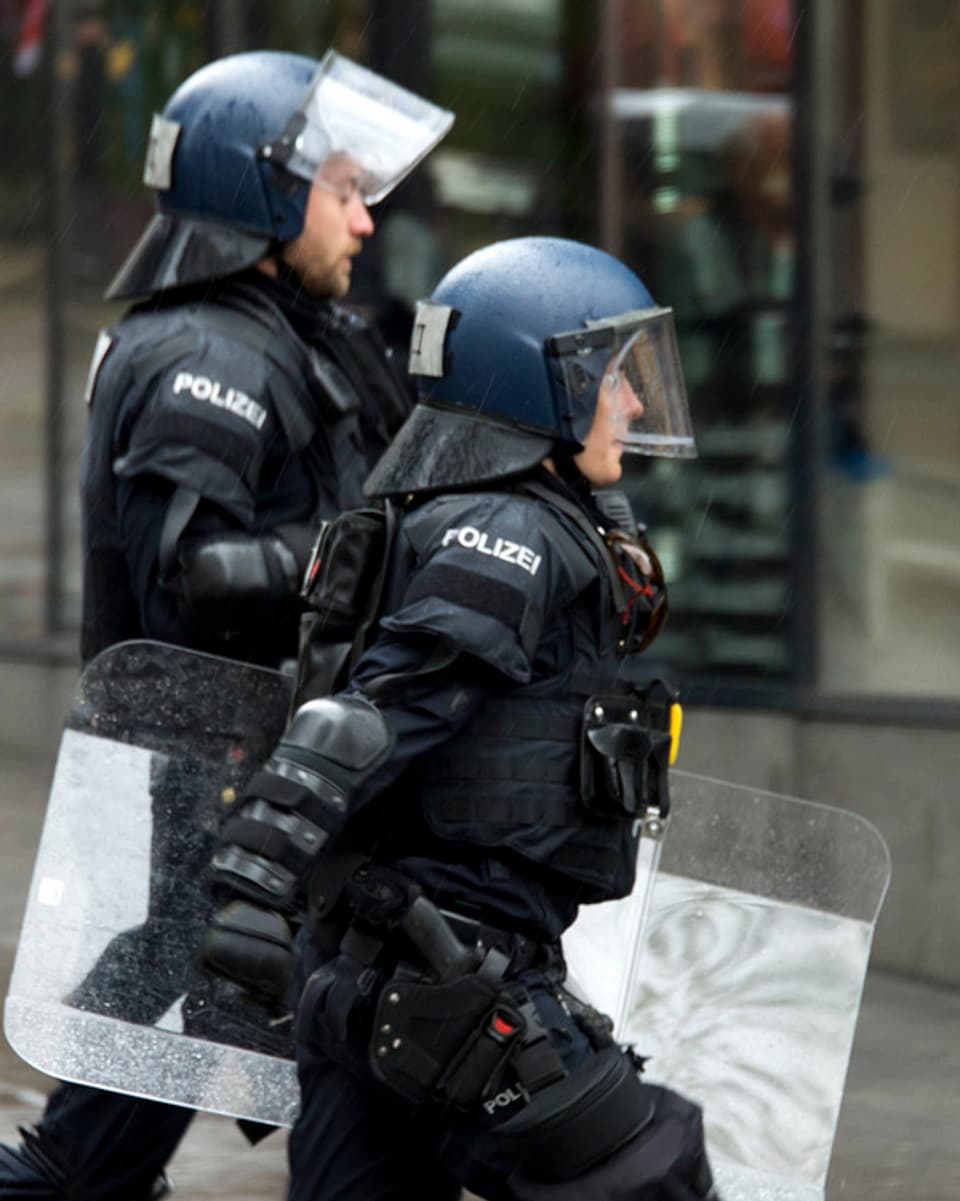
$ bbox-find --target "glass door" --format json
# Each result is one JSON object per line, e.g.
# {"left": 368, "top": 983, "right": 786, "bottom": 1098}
{"left": 815, "top": 0, "right": 960, "bottom": 700}
{"left": 609, "top": 1, "right": 799, "bottom": 693}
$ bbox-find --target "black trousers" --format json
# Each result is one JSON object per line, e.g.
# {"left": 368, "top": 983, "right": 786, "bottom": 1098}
{"left": 0, "top": 1085, "right": 193, "bottom": 1200}
{"left": 287, "top": 942, "right": 714, "bottom": 1201}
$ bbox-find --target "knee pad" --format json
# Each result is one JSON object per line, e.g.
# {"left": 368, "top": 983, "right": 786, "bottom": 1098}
{"left": 497, "top": 1052, "right": 714, "bottom": 1199}
{"left": 494, "top": 1046, "right": 654, "bottom": 1182}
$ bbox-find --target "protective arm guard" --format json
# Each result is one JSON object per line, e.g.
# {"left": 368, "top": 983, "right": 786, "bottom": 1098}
{"left": 211, "top": 694, "right": 394, "bottom": 910}
{"left": 172, "top": 522, "right": 317, "bottom": 638}
{"left": 203, "top": 695, "right": 393, "bottom": 1000}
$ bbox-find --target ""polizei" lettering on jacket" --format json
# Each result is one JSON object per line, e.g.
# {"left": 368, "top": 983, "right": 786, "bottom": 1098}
{"left": 441, "top": 526, "right": 542, "bottom": 576}
{"left": 172, "top": 372, "right": 268, "bottom": 430}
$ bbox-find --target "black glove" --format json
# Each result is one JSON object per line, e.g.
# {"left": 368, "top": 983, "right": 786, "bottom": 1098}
{"left": 201, "top": 760, "right": 333, "bottom": 1003}
{"left": 202, "top": 899, "right": 294, "bottom": 1005}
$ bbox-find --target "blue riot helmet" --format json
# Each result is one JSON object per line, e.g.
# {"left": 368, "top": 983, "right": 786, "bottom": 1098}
{"left": 107, "top": 50, "right": 453, "bottom": 300}
{"left": 365, "top": 237, "right": 696, "bottom": 498}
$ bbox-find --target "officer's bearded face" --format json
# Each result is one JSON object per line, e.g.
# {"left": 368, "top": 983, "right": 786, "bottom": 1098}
{"left": 573, "top": 364, "right": 645, "bottom": 486}
{"left": 279, "top": 155, "right": 375, "bottom": 298}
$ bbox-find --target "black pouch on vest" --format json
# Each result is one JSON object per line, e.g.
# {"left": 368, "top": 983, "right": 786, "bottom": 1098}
{"left": 301, "top": 506, "right": 391, "bottom": 634}
{"left": 579, "top": 681, "right": 676, "bottom": 819}
{"left": 294, "top": 504, "right": 396, "bottom": 703}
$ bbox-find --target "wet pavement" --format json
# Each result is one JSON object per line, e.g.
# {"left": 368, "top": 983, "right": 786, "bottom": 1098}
{"left": 1, "top": 740, "right": 959, "bottom": 1199}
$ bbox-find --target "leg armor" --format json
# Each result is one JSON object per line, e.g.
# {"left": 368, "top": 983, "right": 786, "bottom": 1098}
{"left": 500, "top": 1063, "right": 716, "bottom": 1199}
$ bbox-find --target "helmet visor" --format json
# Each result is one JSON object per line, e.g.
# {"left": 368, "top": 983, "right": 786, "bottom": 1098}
{"left": 263, "top": 51, "right": 453, "bottom": 205}
{"left": 550, "top": 307, "right": 696, "bottom": 459}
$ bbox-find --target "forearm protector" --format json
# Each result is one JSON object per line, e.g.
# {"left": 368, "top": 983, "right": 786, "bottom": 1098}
{"left": 203, "top": 695, "right": 393, "bottom": 1000}
{"left": 210, "top": 694, "right": 394, "bottom": 912}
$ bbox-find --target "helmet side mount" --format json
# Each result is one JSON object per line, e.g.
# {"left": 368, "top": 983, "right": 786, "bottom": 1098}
{"left": 143, "top": 114, "right": 182, "bottom": 192}
{"left": 408, "top": 301, "right": 460, "bottom": 379}
{"left": 258, "top": 111, "right": 308, "bottom": 171}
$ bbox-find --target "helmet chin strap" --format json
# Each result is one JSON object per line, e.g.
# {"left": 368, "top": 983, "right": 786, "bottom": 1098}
{"left": 552, "top": 443, "right": 591, "bottom": 497}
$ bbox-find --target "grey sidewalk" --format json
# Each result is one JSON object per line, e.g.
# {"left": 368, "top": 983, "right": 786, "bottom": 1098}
{"left": 1, "top": 723, "right": 958, "bottom": 1198}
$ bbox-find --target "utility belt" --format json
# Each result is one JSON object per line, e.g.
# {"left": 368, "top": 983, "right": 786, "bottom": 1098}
{"left": 300, "top": 859, "right": 666, "bottom": 1184}
{"left": 304, "top": 860, "right": 600, "bottom": 1110}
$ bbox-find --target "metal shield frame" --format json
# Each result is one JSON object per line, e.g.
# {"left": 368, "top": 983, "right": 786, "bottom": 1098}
{"left": 562, "top": 813, "right": 666, "bottom": 1023}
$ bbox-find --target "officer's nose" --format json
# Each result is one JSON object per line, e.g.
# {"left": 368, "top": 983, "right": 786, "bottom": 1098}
{"left": 350, "top": 196, "right": 375, "bottom": 237}
{"left": 619, "top": 378, "right": 644, "bottom": 421}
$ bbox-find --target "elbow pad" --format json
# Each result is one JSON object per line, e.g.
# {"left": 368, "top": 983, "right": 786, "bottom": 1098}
{"left": 172, "top": 523, "right": 318, "bottom": 643}
{"left": 211, "top": 695, "right": 393, "bottom": 911}
{"left": 177, "top": 532, "right": 301, "bottom": 607}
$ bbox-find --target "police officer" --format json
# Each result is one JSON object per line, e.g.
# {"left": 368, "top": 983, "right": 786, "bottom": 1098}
{"left": 204, "top": 237, "right": 717, "bottom": 1199}
{"left": 0, "top": 49, "right": 452, "bottom": 1201}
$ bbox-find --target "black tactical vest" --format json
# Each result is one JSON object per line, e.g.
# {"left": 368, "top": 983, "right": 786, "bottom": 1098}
{"left": 80, "top": 279, "right": 410, "bottom": 662}
{"left": 402, "top": 482, "right": 661, "bottom": 904}
{"left": 297, "top": 478, "right": 668, "bottom": 904}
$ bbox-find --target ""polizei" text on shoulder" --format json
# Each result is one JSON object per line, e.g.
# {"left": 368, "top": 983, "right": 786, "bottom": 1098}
{"left": 441, "top": 526, "right": 542, "bottom": 576}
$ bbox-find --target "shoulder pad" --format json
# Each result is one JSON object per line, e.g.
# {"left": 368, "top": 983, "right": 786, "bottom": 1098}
{"left": 83, "top": 331, "right": 115, "bottom": 408}
{"left": 381, "top": 492, "right": 597, "bottom": 682}
{"left": 207, "top": 289, "right": 363, "bottom": 436}
{"left": 112, "top": 307, "right": 276, "bottom": 522}
{"left": 131, "top": 308, "right": 273, "bottom": 433}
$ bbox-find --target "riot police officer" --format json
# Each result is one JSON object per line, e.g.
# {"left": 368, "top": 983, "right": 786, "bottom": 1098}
{"left": 0, "top": 49, "right": 452, "bottom": 1201}
{"left": 204, "top": 237, "right": 717, "bottom": 1199}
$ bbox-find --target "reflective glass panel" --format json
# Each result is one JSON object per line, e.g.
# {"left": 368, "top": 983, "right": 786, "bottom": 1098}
{"left": 612, "top": 1, "right": 798, "bottom": 688}
{"left": 817, "top": 0, "right": 960, "bottom": 698}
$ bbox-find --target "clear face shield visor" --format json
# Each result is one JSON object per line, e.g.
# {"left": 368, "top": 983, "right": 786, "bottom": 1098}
{"left": 549, "top": 308, "right": 697, "bottom": 459}
{"left": 260, "top": 50, "right": 454, "bottom": 205}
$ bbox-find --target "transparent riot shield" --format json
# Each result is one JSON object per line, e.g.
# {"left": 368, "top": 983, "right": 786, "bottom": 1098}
{"left": 565, "top": 771, "right": 891, "bottom": 1201}
{"left": 3, "top": 640, "right": 300, "bottom": 1126}
{"left": 6, "top": 640, "right": 892, "bottom": 1186}
{"left": 562, "top": 813, "right": 666, "bottom": 1023}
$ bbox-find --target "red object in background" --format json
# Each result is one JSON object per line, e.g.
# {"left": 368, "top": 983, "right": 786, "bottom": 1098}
{"left": 741, "top": 0, "right": 793, "bottom": 71}
{"left": 14, "top": 0, "right": 48, "bottom": 77}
